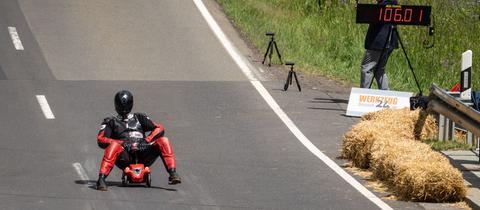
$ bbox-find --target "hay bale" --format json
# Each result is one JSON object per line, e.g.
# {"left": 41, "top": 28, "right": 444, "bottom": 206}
{"left": 371, "top": 139, "right": 466, "bottom": 202}
{"left": 342, "top": 108, "right": 466, "bottom": 202}
{"left": 341, "top": 108, "right": 436, "bottom": 168}
{"left": 361, "top": 108, "right": 437, "bottom": 140}
{"left": 341, "top": 121, "right": 396, "bottom": 168}
{"left": 394, "top": 162, "right": 466, "bottom": 202}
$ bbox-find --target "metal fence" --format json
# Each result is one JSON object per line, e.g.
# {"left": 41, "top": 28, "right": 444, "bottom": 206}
{"left": 426, "top": 84, "right": 480, "bottom": 151}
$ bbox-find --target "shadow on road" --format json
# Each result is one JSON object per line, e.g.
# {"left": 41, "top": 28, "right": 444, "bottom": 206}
{"left": 74, "top": 180, "right": 178, "bottom": 191}
{"left": 311, "top": 97, "right": 349, "bottom": 104}
{"left": 307, "top": 107, "right": 346, "bottom": 112}
{"left": 443, "top": 155, "right": 480, "bottom": 188}
{"left": 307, "top": 97, "right": 349, "bottom": 113}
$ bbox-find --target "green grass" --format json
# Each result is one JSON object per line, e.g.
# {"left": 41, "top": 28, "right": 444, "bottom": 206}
{"left": 424, "top": 139, "right": 473, "bottom": 151}
{"left": 216, "top": 0, "right": 480, "bottom": 93}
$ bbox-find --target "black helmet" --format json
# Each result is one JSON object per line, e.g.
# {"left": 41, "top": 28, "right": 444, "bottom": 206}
{"left": 114, "top": 90, "right": 133, "bottom": 117}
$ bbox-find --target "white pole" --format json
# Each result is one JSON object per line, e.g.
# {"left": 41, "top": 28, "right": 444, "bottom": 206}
{"left": 460, "top": 50, "right": 473, "bottom": 100}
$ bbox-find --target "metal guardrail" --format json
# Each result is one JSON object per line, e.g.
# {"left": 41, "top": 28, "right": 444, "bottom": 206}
{"left": 427, "top": 84, "right": 480, "bottom": 141}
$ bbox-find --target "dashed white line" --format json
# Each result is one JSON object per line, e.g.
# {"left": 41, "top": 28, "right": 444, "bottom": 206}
{"left": 193, "top": 1, "right": 393, "bottom": 209}
{"left": 8, "top": 27, "right": 24, "bottom": 50}
{"left": 36, "top": 95, "right": 55, "bottom": 119}
{"left": 73, "top": 162, "right": 90, "bottom": 181}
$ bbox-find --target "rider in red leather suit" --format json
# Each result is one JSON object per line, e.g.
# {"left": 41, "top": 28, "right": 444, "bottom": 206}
{"left": 96, "top": 90, "right": 181, "bottom": 191}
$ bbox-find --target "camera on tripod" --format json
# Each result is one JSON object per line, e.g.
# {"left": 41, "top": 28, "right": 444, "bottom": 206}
{"left": 283, "top": 61, "right": 301, "bottom": 92}
{"left": 262, "top": 32, "right": 283, "bottom": 66}
{"left": 409, "top": 95, "right": 429, "bottom": 110}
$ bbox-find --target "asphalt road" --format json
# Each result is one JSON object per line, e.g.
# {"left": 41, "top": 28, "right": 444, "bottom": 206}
{"left": 0, "top": 0, "right": 423, "bottom": 209}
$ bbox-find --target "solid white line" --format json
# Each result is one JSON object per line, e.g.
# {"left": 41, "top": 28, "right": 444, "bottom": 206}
{"left": 36, "top": 95, "right": 55, "bottom": 119}
{"left": 193, "top": 1, "right": 393, "bottom": 209}
{"left": 8, "top": 27, "right": 24, "bottom": 50}
{"left": 72, "top": 162, "right": 90, "bottom": 181}
{"left": 252, "top": 81, "right": 393, "bottom": 210}
{"left": 192, "top": 0, "right": 256, "bottom": 81}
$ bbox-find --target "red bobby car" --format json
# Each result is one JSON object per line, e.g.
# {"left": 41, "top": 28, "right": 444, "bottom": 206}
{"left": 121, "top": 140, "right": 153, "bottom": 187}
{"left": 122, "top": 163, "right": 151, "bottom": 187}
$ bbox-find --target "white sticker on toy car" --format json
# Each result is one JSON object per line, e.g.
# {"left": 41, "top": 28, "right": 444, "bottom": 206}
{"left": 129, "top": 131, "right": 144, "bottom": 138}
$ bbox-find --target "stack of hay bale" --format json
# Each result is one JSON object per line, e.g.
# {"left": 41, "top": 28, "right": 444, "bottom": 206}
{"left": 341, "top": 108, "right": 466, "bottom": 202}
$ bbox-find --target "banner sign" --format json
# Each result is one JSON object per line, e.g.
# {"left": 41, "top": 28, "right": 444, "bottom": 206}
{"left": 346, "top": 88, "right": 413, "bottom": 117}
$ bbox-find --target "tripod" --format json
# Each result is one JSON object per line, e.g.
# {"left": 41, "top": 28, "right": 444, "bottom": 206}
{"left": 369, "top": 25, "right": 423, "bottom": 96}
{"left": 262, "top": 32, "right": 283, "bottom": 66}
{"left": 284, "top": 62, "right": 301, "bottom": 92}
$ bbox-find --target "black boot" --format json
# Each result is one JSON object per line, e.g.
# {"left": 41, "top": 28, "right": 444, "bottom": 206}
{"left": 96, "top": 174, "right": 108, "bottom": 191}
{"left": 168, "top": 169, "right": 181, "bottom": 185}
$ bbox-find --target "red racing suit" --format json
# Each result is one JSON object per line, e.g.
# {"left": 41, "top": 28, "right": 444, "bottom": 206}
{"left": 97, "top": 113, "right": 176, "bottom": 176}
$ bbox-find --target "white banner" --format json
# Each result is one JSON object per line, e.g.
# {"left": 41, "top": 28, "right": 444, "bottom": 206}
{"left": 346, "top": 88, "right": 413, "bottom": 117}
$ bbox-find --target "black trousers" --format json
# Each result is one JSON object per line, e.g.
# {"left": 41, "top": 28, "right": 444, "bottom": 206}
{"left": 114, "top": 146, "right": 166, "bottom": 170}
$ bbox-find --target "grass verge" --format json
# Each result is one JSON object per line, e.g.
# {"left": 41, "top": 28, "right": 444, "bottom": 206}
{"left": 424, "top": 139, "right": 473, "bottom": 151}
{"left": 216, "top": 0, "right": 480, "bottom": 93}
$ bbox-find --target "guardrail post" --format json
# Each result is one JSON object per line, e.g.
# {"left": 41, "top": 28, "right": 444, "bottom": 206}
{"left": 452, "top": 121, "right": 456, "bottom": 141}
{"left": 437, "top": 114, "right": 455, "bottom": 141}
{"left": 439, "top": 114, "right": 446, "bottom": 141}
{"left": 460, "top": 50, "right": 473, "bottom": 100}
{"left": 477, "top": 138, "right": 480, "bottom": 152}
{"left": 447, "top": 119, "right": 454, "bottom": 141}
{"left": 467, "top": 131, "right": 474, "bottom": 145}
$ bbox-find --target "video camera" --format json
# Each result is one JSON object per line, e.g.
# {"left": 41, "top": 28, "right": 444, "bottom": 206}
{"left": 265, "top": 32, "right": 275, "bottom": 36}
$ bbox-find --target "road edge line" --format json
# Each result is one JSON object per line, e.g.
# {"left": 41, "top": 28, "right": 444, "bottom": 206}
{"left": 192, "top": 1, "right": 393, "bottom": 209}
{"left": 36, "top": 95, "right": 55, "bottom": 119}
{"left": 192, "top": 0, "right": 256, "bottom": 82}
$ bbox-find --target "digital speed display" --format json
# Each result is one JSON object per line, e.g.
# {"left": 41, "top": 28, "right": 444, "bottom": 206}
{"left": 356, "top": 4, "right": 431, "bottom": 26}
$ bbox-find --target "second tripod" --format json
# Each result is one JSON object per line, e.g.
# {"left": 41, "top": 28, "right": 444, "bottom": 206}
{"left": 284, "top": 62, "right": 301, "bottom": 92}
{"left": 262, "top": 32, "right": 283, "bottom": 66}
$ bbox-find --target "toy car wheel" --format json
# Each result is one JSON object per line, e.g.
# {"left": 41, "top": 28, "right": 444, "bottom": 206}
{"left": 145, "top": 173, "right": 151, "bottom": 188}
{"left": 121, "top": 173, "right": 128, "bottom": 186}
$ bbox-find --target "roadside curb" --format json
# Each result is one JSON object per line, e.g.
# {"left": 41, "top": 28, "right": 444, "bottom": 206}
{"left": 442, "top": 150, "right": 480, "bottom": 210}
{"left": 465, "top": 188, "right": 480, "bottom": 210}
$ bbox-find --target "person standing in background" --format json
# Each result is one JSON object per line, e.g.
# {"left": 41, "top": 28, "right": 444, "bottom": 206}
{"left": 360, "top": 0, "right": 399, "bottom": 90}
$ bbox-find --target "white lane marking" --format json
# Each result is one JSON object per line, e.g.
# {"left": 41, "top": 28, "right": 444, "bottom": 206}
{"left": 73, "top": 162, "right": 90, "bottom": 181}
{"left": 193, "top": 1, "right": 393, "bottom": 210}
{"left": 192, "top": 0, "right": 256, "bottom": 81}
{"left": 36, "top": 95, "right": 55, "bottom": 119}
{"left": 252, "top": 81, "right": 393, "bottom": 210}
{"left": 8, "top": 27, "right": 24, "bottom": 50}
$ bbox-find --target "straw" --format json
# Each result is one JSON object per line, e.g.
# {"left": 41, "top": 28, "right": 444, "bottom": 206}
{"left": 341, "top": 108, "right": 466, "bottom": 202}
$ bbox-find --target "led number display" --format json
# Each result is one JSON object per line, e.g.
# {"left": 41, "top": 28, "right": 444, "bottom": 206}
{"left": 356, "top": 4, "right": 431, "bottom": 26}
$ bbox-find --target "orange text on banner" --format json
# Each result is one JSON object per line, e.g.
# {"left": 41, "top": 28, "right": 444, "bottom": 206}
{"left": 359, "top": 95, "right": 399, "bottom": 105}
